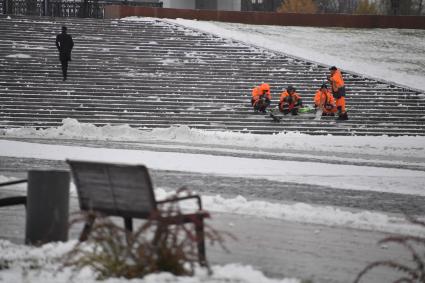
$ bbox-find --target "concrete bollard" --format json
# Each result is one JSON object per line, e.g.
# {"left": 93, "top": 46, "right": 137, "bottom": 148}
{"left": 25, "top": 170, "right": 70, "bottom": 245}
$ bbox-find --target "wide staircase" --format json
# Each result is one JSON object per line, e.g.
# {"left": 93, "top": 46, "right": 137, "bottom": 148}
{"left": 0, "top": 15, "right": 424, "bottom": 136}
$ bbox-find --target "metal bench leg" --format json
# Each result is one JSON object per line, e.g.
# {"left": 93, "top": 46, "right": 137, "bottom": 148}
{"left": 124, "top": 217, "right": 133, "bottom": 243}
{"left": 124, "top": 217, "right": 133, "bottom": 232}
{"left": 195, "top": 216, "right": 207, "bottom": 267}
{"left": 79, "top": 214, "right": 95, "bottom": 241}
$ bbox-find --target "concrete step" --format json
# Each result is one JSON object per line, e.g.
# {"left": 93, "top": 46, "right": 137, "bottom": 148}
{"left": 0, "top": 15, "right": 423, "bottom": 136}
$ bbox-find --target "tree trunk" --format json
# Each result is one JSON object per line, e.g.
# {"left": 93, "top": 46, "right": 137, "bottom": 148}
{"left": 417, "top": 0, "right": 424, "bottom": 15}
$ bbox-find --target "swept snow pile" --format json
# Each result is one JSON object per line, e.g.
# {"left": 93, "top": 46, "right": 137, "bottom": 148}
{"left": 0, "top": 240, "right": 300, "bottom": 283}
{"left": 2, "top": 118, "right": 425, "bottom": 160}
{"left": 154, "top": 188, "right": 425, "bottom": 237}
{"left": 2, "top": 118, "right": 145, "bottom": 140}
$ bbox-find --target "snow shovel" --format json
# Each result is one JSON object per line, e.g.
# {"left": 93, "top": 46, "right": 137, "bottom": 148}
{"left": 314, "top": 107, "right": 323, "bottom": 121}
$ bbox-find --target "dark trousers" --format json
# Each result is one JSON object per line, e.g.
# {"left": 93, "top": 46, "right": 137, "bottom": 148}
{"left": 332, "top": 86, "right": 346, "bottom": 99}
{"left": 59, "top": 53, "right": 71, "bottom": 80}
{"left": 252, "top": 98, "right": 270, "bottom": 112}
{"left": 60, "top": 59, "right": 68, "bottom": 79}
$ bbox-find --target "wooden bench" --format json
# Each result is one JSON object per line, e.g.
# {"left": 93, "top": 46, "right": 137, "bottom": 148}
{"left": 67, "top": 159, "right": 209, "bottom": 265}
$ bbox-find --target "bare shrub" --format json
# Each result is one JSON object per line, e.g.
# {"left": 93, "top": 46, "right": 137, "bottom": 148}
{"left": 65, "top": 189, "right": 234, "bottom": 279}
{"left": 354, "top": 217, "right": 425, "bottom": 283}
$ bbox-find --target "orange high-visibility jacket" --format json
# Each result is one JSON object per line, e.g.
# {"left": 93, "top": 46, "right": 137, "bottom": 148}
{"left": 252, "top": 84, "right": 271, "bottom": 101}
{"left": 314, "top": 89, "right": 335, "bottom": 107}
{"left": 329, "top": 69, "right": 345, "bottom": 93}
{"left": 280, "top": 91, "right": 301, "bottom": 104}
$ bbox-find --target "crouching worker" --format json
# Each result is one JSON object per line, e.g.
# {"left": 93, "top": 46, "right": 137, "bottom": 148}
{"left": 328, "top": 66, "right": 348, "bottom": 120}
{"left": 251, "top": 83, "right": 271, "bottom": 113}
{"left": 314, "top": 83, "right": 337, "bottom": 116}
{"left": 279, "top": 86, "right": 303, "bottom": 115}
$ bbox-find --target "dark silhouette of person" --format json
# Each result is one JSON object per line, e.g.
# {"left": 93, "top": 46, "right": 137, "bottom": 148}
{"left": 55, "top": 26, "right": 74, "bottom": 81}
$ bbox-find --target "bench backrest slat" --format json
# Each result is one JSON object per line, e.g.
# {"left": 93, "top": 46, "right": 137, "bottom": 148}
{"left": 68, "top": 160, "right": 157, "bottom": 218}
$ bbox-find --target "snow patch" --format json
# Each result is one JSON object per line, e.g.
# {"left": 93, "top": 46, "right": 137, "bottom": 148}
{"left": 79, "top": 35, "right": 103, "bottom": 41}
{"left": 161, "top": 58, "right": 181, "bottom": 65}
{"left": 1, "top": 119, "right": 424, "bottom": 160}
{"left": 6, "top": 53, "right": 32, "bottom": 58}
{"left": 160, "top": 18, "right": 425, "bottom": 92}
{"left": 1, "top": 136, "right": 424, "bottom": 197}
{"left": 0, "top": 240, "right": 300, "bottom": 283}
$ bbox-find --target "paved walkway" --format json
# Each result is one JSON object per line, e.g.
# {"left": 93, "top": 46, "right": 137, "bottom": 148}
{"left": 0, "top": 175, "right": 412, "bottom": 283}
{"left": 1, "top": 151, "right": 424, "bottom": 216}
{"left": 0, "top": 139, "right": 422, "bottom": 283}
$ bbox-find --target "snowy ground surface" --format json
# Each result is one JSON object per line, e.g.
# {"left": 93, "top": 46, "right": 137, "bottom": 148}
{"left": 154, "top": 18, "right": 425, "bottom": 92}
{"left": 0, "top": 240, "right": 299, "bottom": 283}
{"left": 1, "top": 119, "right": 424, "bottom": 236}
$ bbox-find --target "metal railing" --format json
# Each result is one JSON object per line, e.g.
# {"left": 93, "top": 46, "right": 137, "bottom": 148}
{"left": 1, "top": 0, "right": 162, "bottom": 17}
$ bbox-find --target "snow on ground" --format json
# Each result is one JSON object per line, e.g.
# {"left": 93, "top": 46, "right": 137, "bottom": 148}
{"left": 1, "top": 138, "right": 424, "bottom": 196}
{"left": 1, "top": 16, "right": 424, "bottom": 282}
{"left": 154, "top": 188, "right": 425, "bottom": 236}
{"left": 2, "top": 118, "right": 425, "bottom": 161}
{"left": 0, "top": 240, "right": 300, "bottom": 283}
{"left": 1, "top": 120, "right": 425, "bottom": 235}
{"left": 1, "top": 119, "right": 424, "bottom": 197}
{"left": 149, "top": 18, "right": 425, "bottom": 92}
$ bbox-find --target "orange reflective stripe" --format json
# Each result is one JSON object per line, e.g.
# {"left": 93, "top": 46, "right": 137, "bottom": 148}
{"left": 280, "top": 91, "right": 301, "bottom": 104}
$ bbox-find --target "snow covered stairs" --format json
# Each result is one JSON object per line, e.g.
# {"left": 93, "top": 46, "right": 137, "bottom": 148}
{"left": 0, "top": 15, "right": 424, "bottom": 136}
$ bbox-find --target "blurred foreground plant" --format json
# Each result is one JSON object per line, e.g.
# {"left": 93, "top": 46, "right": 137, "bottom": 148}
{"left": 64, "top": 189, "right": 234, "bottom": 279}
{"left": 354, "top": 217, "right": 425, "bottom": 283}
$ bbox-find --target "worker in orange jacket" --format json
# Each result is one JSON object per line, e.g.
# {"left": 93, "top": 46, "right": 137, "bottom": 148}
{"left": 251, "top": 83, "right": 271, "bottom": 113}
{"left": 279, "top": 86, "right": 303, "bottom": 115}
{"left": 328, "top": 66, "right": 348, "bottom": 120}
{"left": 314, "top": 83, "right": 337, "bottom": 116}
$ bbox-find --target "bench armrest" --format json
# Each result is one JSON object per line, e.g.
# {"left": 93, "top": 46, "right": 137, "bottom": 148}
{"left": 157, "top": 195, "right": 203, "bottom": 210}
{"left": 0, "top": 179, "right": 28, "bottom": 187}
{"left": 0, "top": 196, "right": 27, "bottom": 207}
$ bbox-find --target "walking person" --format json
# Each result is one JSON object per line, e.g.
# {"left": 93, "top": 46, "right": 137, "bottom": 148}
{"left": 55, "top": 26, "right": 74, "bottom": 81}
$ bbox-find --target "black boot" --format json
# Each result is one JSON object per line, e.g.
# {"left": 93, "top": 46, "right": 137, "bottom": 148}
{"left": 337, "top": 112, "right": 348, "bottom": 120}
